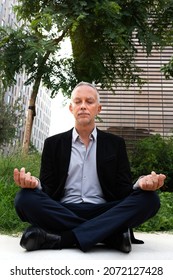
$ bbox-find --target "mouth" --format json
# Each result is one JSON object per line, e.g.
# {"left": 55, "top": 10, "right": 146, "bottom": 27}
{"left": 78, "top": 113, "right": 90, "bottom": 117}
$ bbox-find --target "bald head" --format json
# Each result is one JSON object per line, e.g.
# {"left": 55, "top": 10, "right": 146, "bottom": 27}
{"left": 71, "top": 82, "right": 100, "bottom": 103}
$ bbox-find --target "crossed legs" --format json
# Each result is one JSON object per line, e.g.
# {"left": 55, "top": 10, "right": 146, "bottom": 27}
{"left": 14, "top": 188, "right": 160, "bottom": 252}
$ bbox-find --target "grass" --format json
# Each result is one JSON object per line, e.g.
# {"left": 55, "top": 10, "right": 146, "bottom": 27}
{"left": 0, "top": 151, "right": 40, "bottom": 234}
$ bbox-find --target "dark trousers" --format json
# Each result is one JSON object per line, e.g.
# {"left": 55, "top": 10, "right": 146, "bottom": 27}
{"left": 14, "top": 188, "right": 160, "bottom": 252}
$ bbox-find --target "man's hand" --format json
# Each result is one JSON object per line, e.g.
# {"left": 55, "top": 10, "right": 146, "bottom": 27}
{"left": 13, "top": 167, "right": 39, "bottom": 189}
{"left": 139, "top": 171, "right": 166, "bottom": 191}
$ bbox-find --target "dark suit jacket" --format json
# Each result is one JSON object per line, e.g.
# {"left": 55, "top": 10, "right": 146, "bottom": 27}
{"left": 39, "top": 128, "right": 134, "bottom": 201}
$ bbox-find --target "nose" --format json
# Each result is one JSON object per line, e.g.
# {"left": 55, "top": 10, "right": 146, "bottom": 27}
{"left": 80, "top": 101, "right": 86, "bottom": 109}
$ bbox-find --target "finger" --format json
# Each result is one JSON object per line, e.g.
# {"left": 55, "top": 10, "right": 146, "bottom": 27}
{"left": 140, "top": 175, "right": 156, "bottom": 190}
{"left": 139, "top": 176, "right": 151, "bottom": 189}
{"left": 151, "top": 175, "right": 159, "bottom": 189}
{"left": 149, "top": 171, "right": 160, "bottom": 189}
{"left": 151, "top": 172, "right": 166, "bottom": 189}
{"left": 24, "top": 173, "right": 38, "bottom": 189}
{"left": 157, "top": 174, "right": 166, "bottom": 188}
{"left": 151, "top": 171, "right": 157, "bottom": 176}
{"left": 30, "top": 176, "right": 39, "bottom": 189}
{"left": 24, "top": 172, "right": 32, "bottom": 187}
{"left": 145, "top": 179, "right": 155, "bottom": 190}
{"left": 13, "top": 168, "right": 20, "bottom": 185}
{"left": 139, "top": 176, "right": 148, "bottom": 188}
{"left": 19, "top": 167, "right": 26, "bottom": 186}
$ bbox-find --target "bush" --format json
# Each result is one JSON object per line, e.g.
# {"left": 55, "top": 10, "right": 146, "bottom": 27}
{"left": 129, "top": 134, "right": 173, "bottom": 232}
{"left": 129, "top": 134, "right": 173, "bottom": 192}
{"left": 136, "top": 192, "right": 173, "bottom": 232}
{"left": 0, "top": 151, "right": 41, "bottom": 234}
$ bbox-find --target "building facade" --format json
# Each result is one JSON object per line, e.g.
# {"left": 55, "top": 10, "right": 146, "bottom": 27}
{"left": 0, "top": 0, "right": 51, "bottom": 152}
{"left": 96, "top": 44, "right": 173, "bottom": 151}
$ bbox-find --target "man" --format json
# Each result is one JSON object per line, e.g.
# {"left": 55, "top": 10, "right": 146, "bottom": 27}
{"left": 14, "top": 81, "right": 166, "bottom": 253}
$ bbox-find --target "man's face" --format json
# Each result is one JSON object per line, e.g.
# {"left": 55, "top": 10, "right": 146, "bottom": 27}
{"left": 69, "top": 85, "right": 101, "bottom": 127}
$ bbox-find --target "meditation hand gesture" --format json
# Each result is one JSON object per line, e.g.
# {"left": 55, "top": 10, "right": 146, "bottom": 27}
{"left": 13, "top": 167, "right": 38, "bottom": 189}
{"left": 139, "top": 171, "right": 166, "bottom": 191}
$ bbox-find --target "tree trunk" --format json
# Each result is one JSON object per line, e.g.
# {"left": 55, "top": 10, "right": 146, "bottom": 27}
{"left": 22, "top": 77, "right": 40, "bottom": 154}
{"left": 21, "top": 33, "right": 67, "bottom": 154}
{"left": 22, "top": 97, "right": 36, "bottom": 154}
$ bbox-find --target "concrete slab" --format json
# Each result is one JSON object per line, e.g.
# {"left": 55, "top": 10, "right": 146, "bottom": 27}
{"left": 1, "top": 231, "right": 173, "bottom": 260}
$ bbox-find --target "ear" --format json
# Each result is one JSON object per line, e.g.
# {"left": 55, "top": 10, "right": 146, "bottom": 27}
{"left": 69, "top": 103, "right": 73, "bottom": 114}
{"left": 97, "top": 104, "right": 102, "bottom": 114}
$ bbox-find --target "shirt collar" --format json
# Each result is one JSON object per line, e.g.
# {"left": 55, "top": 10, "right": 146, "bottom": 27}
{"left": 72, "top": 127, "right": 97, "bottom": 142}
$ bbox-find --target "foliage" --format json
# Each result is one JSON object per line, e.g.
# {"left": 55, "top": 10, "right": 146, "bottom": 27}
{"left": 0, "top": 87, "right": 24, "bottom": 149}
{"left": 128, "top": 134, "right": 173, "bottom": 232}
{"left": 0, "top": 24, "right": 76, "bottom": 98}
{"left": 1, "top": 0, "right": 173, "bottom": 94}
{"left": 0, "top": 151, "right": 41, "bottom": 233}
{"left": 129, "top": 134, "right": 173, "bottom": 192}
{"left": 161, "top": 56, "right": 173, "bottom": 79}
{"left": 136, "top": 192, "right": 173, "bottom": 232}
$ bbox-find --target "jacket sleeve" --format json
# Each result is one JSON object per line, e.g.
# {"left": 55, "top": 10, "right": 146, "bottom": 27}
{"left": 39, "top": 137, "right": 58, "bottom": 197}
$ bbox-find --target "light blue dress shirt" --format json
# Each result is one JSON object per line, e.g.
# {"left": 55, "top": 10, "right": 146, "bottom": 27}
{"left": 60, "top": 127, "right": 106, "bottom": 204}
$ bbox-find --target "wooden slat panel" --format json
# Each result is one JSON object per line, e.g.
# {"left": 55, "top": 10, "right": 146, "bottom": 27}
{"left": 96, "top": 45, "right": 173, "bottom": 151}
